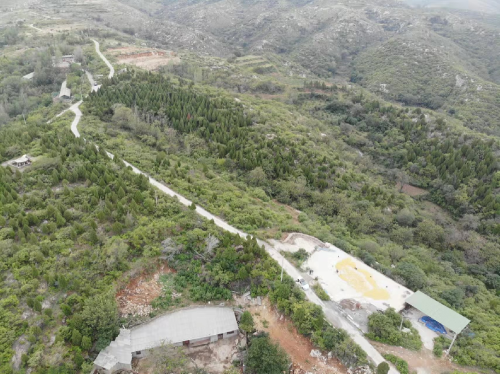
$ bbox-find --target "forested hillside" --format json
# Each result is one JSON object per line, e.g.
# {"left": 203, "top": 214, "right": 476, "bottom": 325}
{"left": 82, "top": 72, "right": 500, "bottom": 371}
{"left": 0, "top": 116, "right": 368, "bottom": 373}
{"left": 113, "top": 0, "right": 500, "bottom": 135}
{"left": 2, "top": 0, "right": 500, "bottom": 372}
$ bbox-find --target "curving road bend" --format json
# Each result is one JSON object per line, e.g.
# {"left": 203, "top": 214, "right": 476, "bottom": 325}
{"left": 56, "top": 40, "right": 397, "bottom": 374}
{"left": 69, "top": 101, "right": 83, "bottom": 138}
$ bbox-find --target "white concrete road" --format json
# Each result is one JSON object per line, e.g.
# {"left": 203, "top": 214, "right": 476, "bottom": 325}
{"left": 54, "top": 40, "right": 397, "bottom": 374}
{"left": 85, "top": 70, "right": 101, "bottom": 92}
{"left": 92, "top": 39, "right": 114, "bottom": 79}
{"left": 69, "top": 101, "right": 83, "bottom": 138}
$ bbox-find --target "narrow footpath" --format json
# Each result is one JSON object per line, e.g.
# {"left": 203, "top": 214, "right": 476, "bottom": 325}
{"left": 59, "top": 39, "right": 397, "bottom": 374}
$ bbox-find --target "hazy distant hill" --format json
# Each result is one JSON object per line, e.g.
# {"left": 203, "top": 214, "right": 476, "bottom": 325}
{"left": 114, "top": 0, "right": 500, "bottom": 133}
{"left": 404, "top": 0, "right": 500, "bottom": 14}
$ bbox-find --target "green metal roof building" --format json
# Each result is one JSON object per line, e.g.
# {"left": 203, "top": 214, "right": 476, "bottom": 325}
{"left": 405, "top": 291, "right": 470, "bottom": 354}
{"left": 406, "top": 291, "right": 470, "bottom": 334}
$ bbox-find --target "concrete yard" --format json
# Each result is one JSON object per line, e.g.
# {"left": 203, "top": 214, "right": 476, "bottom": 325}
{"left": 274, "top": 233, "right": 413, "bottom": 312}
{"left": 270, "top": 232, "right": 326, "bottom": 254}
{"left": 404, "top": 308, "right": 441, "bottom": 350}
{"left": 306, "top": 247, "right": 412, "bottom": 311}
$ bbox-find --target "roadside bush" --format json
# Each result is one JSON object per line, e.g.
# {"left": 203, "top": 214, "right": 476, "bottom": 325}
{"left": 377, "top": 362, "right": 390, "bottom": 374}
{"left": 312, "top": 283, "right": 330, "bottom": 301}
{"left": 383, "top": 354, "right": 409, "bottom": 374}
{"left": 291, "top": 248, "right": 309, "bottom": 263}
{"left": 366, "top": 308, "right": 422, "bottom": 351}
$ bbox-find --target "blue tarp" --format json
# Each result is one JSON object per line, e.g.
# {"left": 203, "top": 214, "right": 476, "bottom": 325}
{"left": 421, "top": 316, "right": 447, "bottom": 334}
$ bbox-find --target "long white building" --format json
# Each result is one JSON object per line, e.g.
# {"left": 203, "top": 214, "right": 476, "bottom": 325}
{"left": 93, "top": 307, "right": 239, "bottom": 373}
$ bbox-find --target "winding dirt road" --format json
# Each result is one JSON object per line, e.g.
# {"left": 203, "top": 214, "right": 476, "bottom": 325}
{"left": 60, "top": 40, "right": 397, "bottom": 374}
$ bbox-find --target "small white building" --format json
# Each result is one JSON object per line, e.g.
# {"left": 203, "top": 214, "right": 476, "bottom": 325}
{"left": 11, "top": 155, "right": 31, "bottom": 168}
{"left": 93, "top": 307, "right": 239, "bottom": 374}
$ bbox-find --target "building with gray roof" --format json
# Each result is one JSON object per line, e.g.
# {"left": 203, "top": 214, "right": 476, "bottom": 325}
{"left": 93, "top": 307, "right": 239, "bottom": 374}
{"left": 58, "top": 80, "right": 71, "bottom": 100}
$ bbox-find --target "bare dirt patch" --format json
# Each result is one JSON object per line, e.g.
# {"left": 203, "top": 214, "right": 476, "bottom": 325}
{"left": 116, "top": 262, "right": 175, "bottom": 317}
{"left": 371, "top": 341, "right": 477, "bottom": 374}
{"left": 108, "top": 46, "right": 180, "bottom": 71}
{"left": 396, "top": 183, "right": 428, "bottom": 196}
{"left": 186, "top": 336, "right": 241, "bottom": 373}
{"left": 243, "top": 297, "right": 346, "bottom": 374}
{"left": 134, "top": 336, "right": 241, "bottom": 374}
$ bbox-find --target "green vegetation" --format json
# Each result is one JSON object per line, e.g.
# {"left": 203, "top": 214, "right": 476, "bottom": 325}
{"left": 246, "top": 333, "right": 289, "bottom": 374}
{"left": 433, "top": 336, "right": 452, "bottom": 358}
{"left": 239, "top": 311, "right": 255, "bottom": 336}
{"left": 0, "top": 49, "right": 63, "bottom": 125}
{"left": 79, "top": 71, "right": 500, "bottom": 371}
{"left": 301, "top": 88, "right": 498, "bottom": 221}
{"left": 283, "top": 248, "right": 310, "bottom": 267}
{"left": 0, "top": 106, "right": 368, "bottom": 372}
{"left": 383, "top": 354, "right": 409, "bottom": 374}
{"left": 0, "top": 26, "right": 23, "bottom": 48}
{"left": 377, "top": 362, "right": 390, "bottom": 374}
{"left": 367, "top": 309, "right": 422, "bottom": 351}
{"left": 354, "top": 31, "right": 500, "bottom": 136}
{"left": 2, "top": 9, "right": 500, "bottom": 372}
{"left": 312, "top": 283, "right": 330, "bottom": 301}
{"left": 0, "top": 119, "right": 204, "bottom": 372}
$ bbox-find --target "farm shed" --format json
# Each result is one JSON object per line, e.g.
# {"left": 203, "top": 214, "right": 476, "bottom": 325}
{"left": 93, "top": 307, "right": 239, "bottom": 374}
{"left": 405, "top": 291, "right": 470, "bottom": 353}
{"left": 58, "top": 81, "right": 71, "bottom": 100}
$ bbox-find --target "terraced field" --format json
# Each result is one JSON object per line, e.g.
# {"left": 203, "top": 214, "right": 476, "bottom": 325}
{"left": 236, "top": 55, "right": 275, "bottom": 73}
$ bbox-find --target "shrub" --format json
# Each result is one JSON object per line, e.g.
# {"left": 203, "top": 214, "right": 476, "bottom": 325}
{"left": 312, "top": 283, "right": 330, "bottom": 301}
{"left": 394, "top": 262, "right": 427, "bottom": 290}
{"left": 433, "top": 341, "right": 443, "bottom": 357}
{"left": 377, "top": 362, "right": 390, "bottom": 374}
{"left": 383, "top": 354, "right": 409, "bottom": 374}
{"left": 240, "top": 311, "right": 255, "bottom": 335}
{"left": 246, "top": 334, "right": 289, "bottom": 374}
{"left": 291, "top": 248, "right": 309, "bottom": 263}
{"left": 396, "top": 208, "right": 415, "bottom": 227}
{"left": 366, "top": 308, "right": 422, "bottom": 350}
{"left": 434, "top": 335, "right": 451, "bottom": 357}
